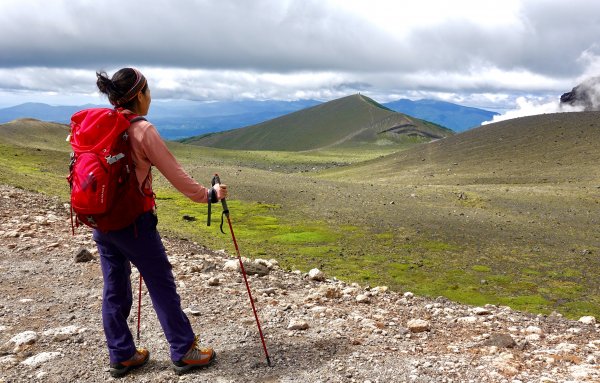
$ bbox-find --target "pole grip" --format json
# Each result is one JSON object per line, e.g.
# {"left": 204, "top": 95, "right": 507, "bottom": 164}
{"left": 212, "top": 173, "right": 229, "bottom": 217}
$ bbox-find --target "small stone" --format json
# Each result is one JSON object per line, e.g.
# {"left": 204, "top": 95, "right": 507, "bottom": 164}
{"left": 371, "top": 286, "right": 388, "bottom": 294}
{"left": 318, "top": 285, "right": 342, "bottom": 299}
{"left": 579, "top": 316, "right": 596, "bottom": 325}
{"left": 43, "top": 325, "right": 85, "bottom": 342}
{"left": 356, "top": 294, "right": 371, "bottom": 304}
{"left": 184, "top": 307, "right": 202, "bottom": 316}
{"left": 287, "top": 320, "right": 309, "bottom": 331}
{"left": 207, "top": 277, "right": 220, "bottom": 286}
{"left": 74, "top": 248, "right": 94, "bottom": 263}
{"left": 407, "top": 319, "right": 430, "bottom": 333}
{"left": 483, "top": 333, "right": 516, "bottom": 348}
{"left": 224, "top": 260, "right": 239, "bottom": 272}
{"left": 525, "top": 326, "right": 543, "bottom": 335}
{"left": 0, "top": 355, "right": 18, "bottom": 366}
{"left": 244, "top": 261, "right": 270, "bottom": 276}
{"left": 525, "top": 334, "right": 541, "bottom": 342}
{"left": 308, "top": 268, "right": 325, "bottom": 281}
{"left": 9, "top": 331, "right": 37, "bottom": 348}
{"left": 473, "top": 307, "right": 491, "bottom": 315}
{"left": 21, "top": 352, "right": 61, "bottom": 366}
{"left": 260, "top": 287, "right": 277, "bottom": 295}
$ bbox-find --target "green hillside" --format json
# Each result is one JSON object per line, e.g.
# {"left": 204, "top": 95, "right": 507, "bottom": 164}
{"left": 181, "top": 94, "right": 453, "bottom": 151}
{"left": 324, "top": 111, "right": 600, "bottom": 184}
{"left": 2, "top": 113, "right": 600, "bottom": 319}
{"left": 0, "top": 118, "right": 69, "bottom": 151}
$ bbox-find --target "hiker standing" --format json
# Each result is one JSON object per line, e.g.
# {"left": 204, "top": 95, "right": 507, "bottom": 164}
{"left": 90, "top": 68, "right": 226, "bottom": 377}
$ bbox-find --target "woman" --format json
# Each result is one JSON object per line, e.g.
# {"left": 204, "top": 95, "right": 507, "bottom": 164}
{"left": 93, "top": 67, "right": 226, "bottom": 377}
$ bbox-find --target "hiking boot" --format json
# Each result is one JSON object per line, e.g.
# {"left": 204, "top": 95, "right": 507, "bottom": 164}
{"left": 109, "top": 348, "right": 150, "bottom": 378}
{"left": 173, "top": 336, "right": 217, "bottom": 375}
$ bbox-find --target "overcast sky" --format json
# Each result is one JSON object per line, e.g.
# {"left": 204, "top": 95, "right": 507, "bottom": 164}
{"left": 1, "top": 0, "right": 599, "bottom": 118}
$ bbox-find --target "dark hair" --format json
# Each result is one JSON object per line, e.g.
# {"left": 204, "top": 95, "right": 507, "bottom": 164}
{"left": 96, "top": 68, "right": 148, "bottom": 110}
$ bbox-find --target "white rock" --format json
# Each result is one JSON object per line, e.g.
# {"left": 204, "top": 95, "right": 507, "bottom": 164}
{"left": 308, "top": 268, "right": 325, "bottom": 281}
{"left": 579, "top": 315, "right": 597, "bottom": 325}
{"left": 254, "top": 258, "right": 273, "bottom": 269}
{"left": 569, "top": 364, "right": 595, "bottom": 379}
{"left": 525, "top": 326, "right": 543, "bottom": 335}
{"left": 371, "top": 286, "right": 388, "bottom": 295}
{"left": 555, "top": 342, "right": 578, "bottom": 353}
{"left": 318, "top": 285, "right": 342, "bottom": 299}
{"left": 457, "top": 316, "right": 478, "bottom": 324}
{"left": 208, "top": 277, "right": 220, "bottom": 286}
{"left": 525, "top": 334, "right": 541, "bottom": 342}
{"left": 260, "top": 287, "right": 277, "bottom": 295}
{"left": 492, "top": 353, "right": 518, "bottom": 376}
{"left": 407, "top": 319, "right": 430, "bottom": 333}
{"left": 287, "top": 320, "right": 309, "bottom": 331}
{"left": 223, "top": 260, "right": 239, "bottom": 272}
{"left": 473, "top": 307, "right": 491, "bottom": 315}
{"left": 8, "top": 331, "right": 37, "bottom": 347}
{"left": 183, "top": 307, "right": 202, "bottom": 316}
{"left": 43, "top": 325, "right": 86, "bottom": 341}
{"left": 21, "top": 352, "right": 61, "bottom": 366}
{"left": 403, "top": 292, "right": 414, "bottom": 299}
{"left": 356, "top": 294, "right": 371, "bottom": 304}
{"left": 0, "top": 355, "right": 18, "bottom": 366}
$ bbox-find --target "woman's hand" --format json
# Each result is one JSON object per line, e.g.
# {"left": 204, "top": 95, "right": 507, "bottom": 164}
{"left": 213, "top": 183, "right": 228, "bottom": 200}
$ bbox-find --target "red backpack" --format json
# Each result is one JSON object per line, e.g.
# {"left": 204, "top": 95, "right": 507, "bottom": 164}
{"left": 67, "top": 108, "right": 153, "bottom": 232}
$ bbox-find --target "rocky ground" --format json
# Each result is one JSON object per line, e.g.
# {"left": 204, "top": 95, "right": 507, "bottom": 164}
{"left": 0, "top": 184, "right": 599, "bottom": 383}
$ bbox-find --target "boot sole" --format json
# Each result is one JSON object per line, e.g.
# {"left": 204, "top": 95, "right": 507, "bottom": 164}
{"left": 109, "top": 351, "right": 150, "bottom": 378}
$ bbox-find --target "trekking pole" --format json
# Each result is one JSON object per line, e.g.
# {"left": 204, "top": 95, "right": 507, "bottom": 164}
{"left": 208, "top": 174, "right": 272, "bottom": 367}
{"left": 136, "top": 274, "right": 143, "bottom": 341}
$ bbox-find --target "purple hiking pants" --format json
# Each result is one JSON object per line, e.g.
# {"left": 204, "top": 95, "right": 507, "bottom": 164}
{"left": 93, "top": 211, "right": 194, "bottom": 363}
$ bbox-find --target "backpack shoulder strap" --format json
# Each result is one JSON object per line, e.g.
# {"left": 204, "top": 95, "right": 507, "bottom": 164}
{"left": 129, "top": 116, "right": 147, "bottom": 124}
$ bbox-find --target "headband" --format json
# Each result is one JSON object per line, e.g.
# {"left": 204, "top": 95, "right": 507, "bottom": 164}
{"left": 115, "top": 68, "right": 147, "bottom": 106}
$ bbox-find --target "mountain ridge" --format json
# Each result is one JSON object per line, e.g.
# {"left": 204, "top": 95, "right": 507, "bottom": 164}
{"left": 0, "top": 97, "right": 494, "bottom": 139}
{"left": 182, "top": 94, "right": 453, "bottom": 151}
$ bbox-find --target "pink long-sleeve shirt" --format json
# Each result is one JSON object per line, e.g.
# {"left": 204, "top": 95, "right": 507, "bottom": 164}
{"left": 127, "top": 115, "right": 209, "bottom": 204}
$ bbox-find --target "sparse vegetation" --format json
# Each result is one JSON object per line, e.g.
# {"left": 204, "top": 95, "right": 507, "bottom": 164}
{"left": 1, "top": 111, "right": 599, "bottom": 319}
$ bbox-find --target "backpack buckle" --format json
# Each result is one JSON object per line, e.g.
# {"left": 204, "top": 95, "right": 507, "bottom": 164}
{"left": 105, "top": 153, "right": 125, "bottom": 164}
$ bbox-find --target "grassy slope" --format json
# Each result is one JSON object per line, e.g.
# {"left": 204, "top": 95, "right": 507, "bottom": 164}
{"left": 320, "top": 111, "right": 600, "bottom": 317}
{"left": 181, "top": 94, "right": 453, "bottom": 151}
{"left": 1, "top": 114, "right": 599, "bottom": 319}
{"left": 324, "top": 111, "right": 600, "bottom": 184}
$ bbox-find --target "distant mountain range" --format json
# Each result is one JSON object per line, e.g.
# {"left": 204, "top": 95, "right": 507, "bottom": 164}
{"left": 0, "top": 97, "right": 496, "bottom": 139}
{"left": 382, "top": 99, "right": 498, "bottom": 132}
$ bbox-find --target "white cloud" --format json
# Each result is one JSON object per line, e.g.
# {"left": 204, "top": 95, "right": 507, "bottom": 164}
{"left": 482, "top": 96, "right": 583, "bottom": 124}
{"left": 0, "top": 0, "right": 599, "bottom": 112}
